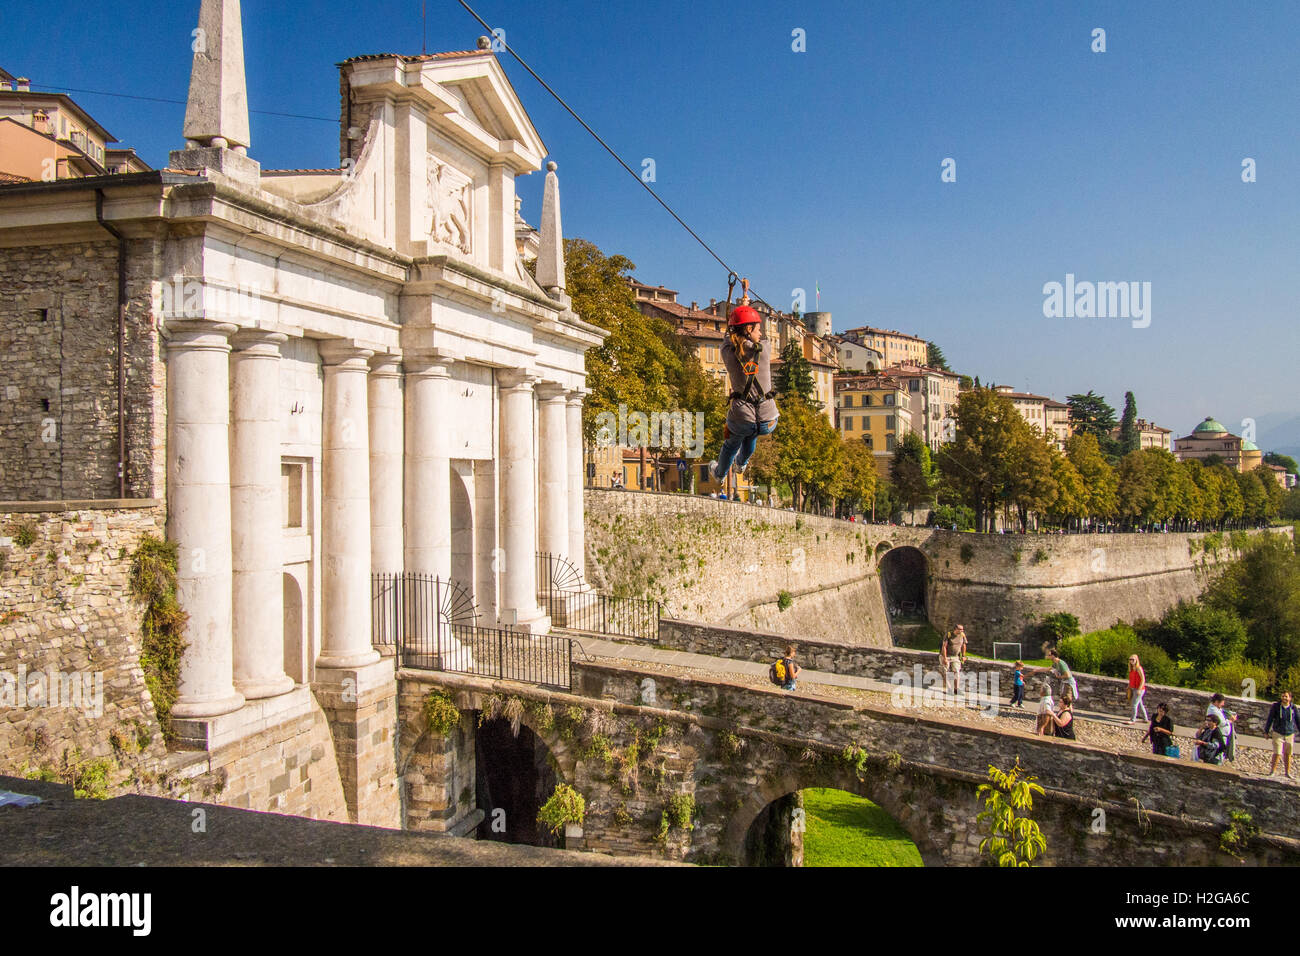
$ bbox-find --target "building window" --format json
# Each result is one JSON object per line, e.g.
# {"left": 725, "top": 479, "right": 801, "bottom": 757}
{"left": 844, "top": 394, "right": 854, "bottom": 407}
{"left": 863, "top": 435, "right": 873, "bottom": 449}
{"left": 845, "top": 417, "right": 854, "bottom": 431}
{"left": 886, "top": 434, "right": 896, "bottom": 452}
{"left": 886, "top": 415, "right": 896, "bottom": 431}
{"left": 282, "top": 462, "right": 305, "bottom": 529}
{"left": 884, "top": 394, "right": 894, "bottom": 406}
{"left": 863, "top": 395, "right": 873, "bottom": 407}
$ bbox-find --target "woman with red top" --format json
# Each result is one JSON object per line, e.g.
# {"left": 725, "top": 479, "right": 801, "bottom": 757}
{"left": 1127, "top": 654, "right": 1148, "bottom": 724}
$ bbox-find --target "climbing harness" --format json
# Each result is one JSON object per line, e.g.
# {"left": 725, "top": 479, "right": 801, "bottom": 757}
{"left": 723, "top": 277, "right": 776, "bottom": 418}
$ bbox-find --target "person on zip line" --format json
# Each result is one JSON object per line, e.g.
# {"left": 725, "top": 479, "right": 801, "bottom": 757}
{"left": 707, "top": 288, "right": 779, "bottom": 482}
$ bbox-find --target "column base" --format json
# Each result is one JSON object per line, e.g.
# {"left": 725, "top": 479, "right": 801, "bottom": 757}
{"left": 171, "top": 688, "right": 246, "bottom": 720}
{"left": 315, "top": 647, "right": 382, "bottom": 670}
{"left": 235, "top": 673, "right": 296, "bottom": 701}
{"left": 170, "top": 685, "right": 314, "bottom": 752}
{"left": 499, "top": 607, "right": 552, "bottom": 635}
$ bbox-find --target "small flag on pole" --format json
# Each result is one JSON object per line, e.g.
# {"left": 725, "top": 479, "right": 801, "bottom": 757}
{"left": 815, "top": 281, "right": 820, "bottom": 309}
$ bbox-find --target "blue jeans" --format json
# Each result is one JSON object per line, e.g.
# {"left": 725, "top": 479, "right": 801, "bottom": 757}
{"left": 715, "top": 419, "right": 776, "bottom": 478}
{"left": 782, "top": 679, "right": 797, "bottom": 692}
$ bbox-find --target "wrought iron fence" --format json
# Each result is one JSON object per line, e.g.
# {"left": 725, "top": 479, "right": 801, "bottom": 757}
{"left": 536, "top": 552, "right": 659, "bottom": 640}
{"left": 372, "top": 572, "right": 572, "bottom": 689}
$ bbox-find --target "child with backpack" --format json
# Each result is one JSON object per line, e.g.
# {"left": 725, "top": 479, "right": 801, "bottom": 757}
{"left": 769, "top": 645, "right": 800, "bottom": 692}
{"left": 708, "top": 296, "right": 779, "bottom": 483}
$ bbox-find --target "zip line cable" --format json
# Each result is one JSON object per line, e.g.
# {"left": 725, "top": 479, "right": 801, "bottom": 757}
{"left": 454, "top": 0, "right": 775, "bottom": 311}
{"left": 30, "top": 85, "right": 338, "bottom": 124}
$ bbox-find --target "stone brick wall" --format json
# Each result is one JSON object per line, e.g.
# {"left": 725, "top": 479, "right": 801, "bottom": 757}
{"left": 585, "top": 490, "right": 893, "bottom": 646}
{"left": 0, "top": 238, "right": 165, "bottom": 501}
{"left": 398, "top": 667, "right": 1300, "bottom": 866}
{"left": 586, "top": 490, "right": 1278, "bottom": 649}
{"left": 0, "top": 503, "right": 168, "bottom": 774}
{"left": 0, "top": 502, "right": 356, "bottom": 824}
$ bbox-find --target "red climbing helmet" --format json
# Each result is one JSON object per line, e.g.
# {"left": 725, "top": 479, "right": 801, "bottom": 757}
{"left": 729, "top": 304, "right": 761, "bottom": 327}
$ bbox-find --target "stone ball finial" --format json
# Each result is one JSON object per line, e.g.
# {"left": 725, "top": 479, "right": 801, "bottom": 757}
{"left": 546, "top": 161, "right": 557, "bottom": 172}
{"left": 477, "top": 35, "right": 492, "bottom": 50}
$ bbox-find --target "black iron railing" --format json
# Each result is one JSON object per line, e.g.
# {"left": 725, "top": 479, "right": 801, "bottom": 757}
{"left": 536, "top": 552, "right": 659, "bottom": 640}
{"left": 372, "top": 572, "right": 572, "bottom": 689}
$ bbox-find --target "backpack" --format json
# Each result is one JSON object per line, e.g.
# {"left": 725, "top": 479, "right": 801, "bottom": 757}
{"left": 769, "top": 658, "right": 791, "bottom": 685}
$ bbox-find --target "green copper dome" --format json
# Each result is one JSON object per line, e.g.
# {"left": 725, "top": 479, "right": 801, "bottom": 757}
{"left": 1194, "top": 417, "right": 1227, "bottom": 434}
{"left": 1242, "top": 440, "right": 1259, "bottom": 451}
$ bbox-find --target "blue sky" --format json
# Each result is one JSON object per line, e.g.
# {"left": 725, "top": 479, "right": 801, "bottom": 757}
{"left": 5, "top": 1, "right": 1297, "bottom": 449}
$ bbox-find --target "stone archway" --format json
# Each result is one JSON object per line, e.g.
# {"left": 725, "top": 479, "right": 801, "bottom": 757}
{"left": 878, "top": 545, "right": 928, "bottom": 619}
{"left": 720, "top": 766, "right": 944, "bottom": 867}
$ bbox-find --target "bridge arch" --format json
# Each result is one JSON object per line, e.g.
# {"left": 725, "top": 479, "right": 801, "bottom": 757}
{"left": 720, "top": 764, "right": 946, "bottom": 867}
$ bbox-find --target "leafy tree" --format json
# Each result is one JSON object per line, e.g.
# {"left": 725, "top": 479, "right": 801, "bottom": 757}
{"left": 1066, "top": 391, "right": 1119, "bottom": 459}
{"left": 1117, "top": 391, "right": 1139, "bottom": 455}
{"left": 773, "top": 341, "right": 816, "bottom": 405}
{"left": 926, "top": 341, "right": 951, "bottom": 371}
{"left": 1039, "top": 612, "right": 1081, "bottom": 644}
{"left": 1150, "top": 602, "right": 1248, "bottom": 672}
{"left": 1264, "top": 452, "right": 1298, "bottom": 474}
{"left": 958, "top": 374, "right": 974, "bottom": 390}
{"left": 1204, "top": 536, "right": 1300, "bottom": 678}
{"left": 838, "top": 438, "right": 878, "bottom": 516}
{"left": 1047, "top": 451, "right": 1086, "bottom": 525}
{"left": 1236, "top": 470, "right": 1269, "bottom": 524}
{"left": 1252, "top": 464, "right": 1285, "bottom": 519}
{"left": 891, "top": 432, "right": 934, "bottom": 524}
{"left": 1004, "top": 427, "right": 1058, "bottom": 531}
{"left": 976, "top": 760, "right": 1047, "bottom": 868}
{"left": 768, "top": 395, "right": 843, "bottom": 511}
{"left": 565, "top": 239, "right": 681, "bottom": 443}
{"left": 1065, "top": 433, "right": 1118, "bottom": 521}
{"left": 935, "top": 387, "right": 1022, "bottom": 531}
{"left": 1115, "top": 448, "right": 1182, "bottom": 526}
{"left": 1281, "top": 488, "right": 1300, "bottom": 520}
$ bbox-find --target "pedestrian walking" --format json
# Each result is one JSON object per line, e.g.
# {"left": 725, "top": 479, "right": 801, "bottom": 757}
{"left": 1010, "top": 661, "right": 1026, "bottom": 709}
{"left": 1141, "top": 702, "right": 1175, "bottom": 756}
{"left": 768, "top": 644, "right": 800, "bottom": 692}
{"left": 1127, "top": 654, "right": 1149, "bottom": 724}
{"left": 1263, "top": 690, "right": 1298, "bottom": 779}
{"left": 1046, "top": 648, "right": 1079, "bottom": 704}
{"left": 941, "top": 625, "right": 968, "bottom": 696}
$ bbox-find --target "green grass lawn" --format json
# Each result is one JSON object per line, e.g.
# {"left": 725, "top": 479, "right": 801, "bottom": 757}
{"left": 896, "top": 621, "right": 1049, "bottom": 666}
{"left": 801, "top": 788, "right": 923, "bottom": 867}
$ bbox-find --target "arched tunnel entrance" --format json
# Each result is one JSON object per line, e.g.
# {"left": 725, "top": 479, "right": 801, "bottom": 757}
{"left": 742, "top": 789, "right": 924, "bottom": 867}
{"left": 878, "top": 545, "right": 930, "bottom": 644}
{"left": 474, "top": 716, "right": 560, "bottom": 849}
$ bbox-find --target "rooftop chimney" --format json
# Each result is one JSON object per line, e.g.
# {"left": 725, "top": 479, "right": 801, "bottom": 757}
{"left": 0, "top": 81, "right": 12, "bottom": 92}
{"left": 16, "top": 77, "right": 30, "bottom": 92}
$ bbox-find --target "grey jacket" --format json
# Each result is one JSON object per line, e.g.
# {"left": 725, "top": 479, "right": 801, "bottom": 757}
{"left": 721, "top": 336, "right": 779, "bottom": 431}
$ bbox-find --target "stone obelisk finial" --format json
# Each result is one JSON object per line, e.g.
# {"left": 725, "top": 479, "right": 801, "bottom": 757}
{"left": 536, "top": 161, "right": 567, "bottom": 303}
{"left": 182, "top": 0, "right": 251, "bottom": 152}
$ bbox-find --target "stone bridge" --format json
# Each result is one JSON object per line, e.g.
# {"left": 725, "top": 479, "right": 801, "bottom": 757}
{"left": 395, "top": 658, "right": 1300, "bottom": 867}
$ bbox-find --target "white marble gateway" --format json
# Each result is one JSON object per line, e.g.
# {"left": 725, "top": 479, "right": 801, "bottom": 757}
{"left": 153, "top": 2, "right": 605, "bottom": 721}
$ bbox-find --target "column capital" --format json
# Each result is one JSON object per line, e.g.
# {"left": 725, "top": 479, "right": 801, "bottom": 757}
{"left": 406, "top": 347, "right": 460, "bottom": 378}
{"left": 498, "top": 368, "right": 538, "bottom": 391}
{"left": 231, "top": 328, "right": 287, "bottom": 356}
{"left": 369, "top": 352, "right": 404, "bottom": 378}
{"left": 165, "top": 320, "right": 239, "bottom": 353}
{"left": 319, "top": 340, "right": 375, "bottom": 369}
{"left": 536, "top": 382, "right": 569, "bottom": 402}
{"left": 566, "top": 388, "right": 589, "bottom": 406}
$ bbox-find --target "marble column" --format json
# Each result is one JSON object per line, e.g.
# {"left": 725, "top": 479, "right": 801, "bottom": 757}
{"left": 167, "top": 321, "right": 245, "bottom": 719}
{"left": 369, "top": 354, "right": 404, "bottom": 574}
{"left": 498, "top": 369, "right": 548, "bottom": 631}
{"left": 317, "top": 341, "right": 379, "bottom": 670}
{"left": 566, "top": 390, "right": 587, "bottom": 581}
{"left": 404, "top": 350, "right": 456, "bottom": 578}
{"left": 230, "top": 329, "right": 293, "bottom": 699}
{"left": 536, "top": 383, "right": 569, "bottom": 559}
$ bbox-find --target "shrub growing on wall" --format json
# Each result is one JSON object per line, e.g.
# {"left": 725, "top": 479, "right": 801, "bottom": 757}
{"left": 129, "top": 535, "right": 188, "bottom": 742}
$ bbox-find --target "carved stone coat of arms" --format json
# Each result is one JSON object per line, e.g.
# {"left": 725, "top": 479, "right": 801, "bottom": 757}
{"left": 426, "top": 157, "right": 472, "bottom": 254}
